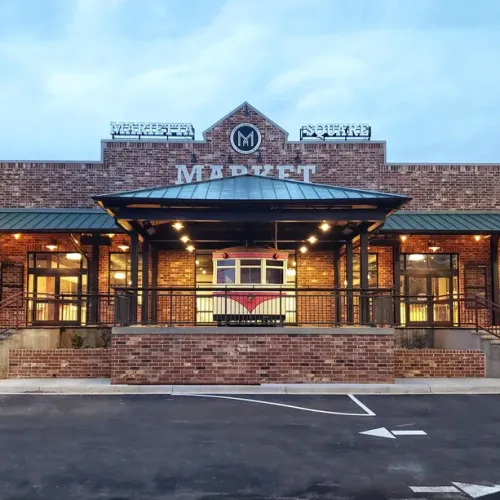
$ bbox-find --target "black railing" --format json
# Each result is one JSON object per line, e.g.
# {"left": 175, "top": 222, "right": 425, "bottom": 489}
{"left": 0, "top": 293, "right": 115, "bottom": 331}
{"left": 1, "top": 289, "right": 499, "bottom": 333}
{"left": 113, "top": 287, "right": 396, "bottom": 327}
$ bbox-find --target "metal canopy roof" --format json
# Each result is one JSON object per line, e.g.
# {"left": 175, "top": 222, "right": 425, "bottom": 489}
{"left": 95, "top": 174, "right": 408, "bottom": 204}
{"left": 2, "top": 207, "right": 499, "bottom": 235}
{"left": 382, "top": 211, "right": 500, "bottom": 234}
{"left": 0, "top": 209, "right": 120, "bottom": 233}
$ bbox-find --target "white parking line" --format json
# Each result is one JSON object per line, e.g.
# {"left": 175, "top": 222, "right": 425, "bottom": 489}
{"left": 174, "top": 393, "right": 376, "bottom": 417}
{"left": 347, "top": 394, "right": 376, "bottom": 416}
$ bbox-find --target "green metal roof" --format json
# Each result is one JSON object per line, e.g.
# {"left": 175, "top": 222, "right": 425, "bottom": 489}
{"left": 382, "top": 211, "right": 500, "bottom": 234}
{"left": 1, "top": 207, "right": 500, "bottom": 235}
{"left": 0, "top": 209, "right": 120, "bottom": 233}
{"left": 95, "top": 175, "right": 409, "bottom": 203}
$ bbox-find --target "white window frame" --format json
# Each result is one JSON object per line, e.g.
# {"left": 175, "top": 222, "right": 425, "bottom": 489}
{"left": 213, "top": 258, "right": 289, "bottom": 286}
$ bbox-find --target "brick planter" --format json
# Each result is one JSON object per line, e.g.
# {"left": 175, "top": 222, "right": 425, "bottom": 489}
{"left": 9, "top": 349, "right": 111, "bottom": 378}
{"left": 394, "top": 348, "right": 485, "bottom": 378}
{"left": 111, "top": 329, "right": 395, "bottom": 385}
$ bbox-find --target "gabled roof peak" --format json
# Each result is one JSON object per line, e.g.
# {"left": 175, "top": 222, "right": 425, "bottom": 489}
{"left": 202, "top": 102, "right": 288, "bottom": 138}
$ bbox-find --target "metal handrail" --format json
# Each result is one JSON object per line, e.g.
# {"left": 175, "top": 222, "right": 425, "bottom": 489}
{"left": 0, "top": 291, "right": 25, "bottom": 335}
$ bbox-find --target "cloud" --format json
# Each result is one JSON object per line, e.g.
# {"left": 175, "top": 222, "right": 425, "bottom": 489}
{"left": 0, "top": 0, "right": 499, "bottom": 162}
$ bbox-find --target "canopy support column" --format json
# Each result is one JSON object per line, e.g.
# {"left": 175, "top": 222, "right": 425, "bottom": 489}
{"left": 333, "top": 246, "right": 341, "bottom": 325}
{"left": 393, "top": 239, "right": 401, "bottom": 325}
{"left": 491, "top": 235, "right": 499, "bottom": 324}
{"left": 345, "top": 240, "right": 354, "bottom": 324}
{"left": 87, "top": 242, "right": 100, "bottom": 325}
{"left": 360, "top": 231, "right": 369, "bottom": 324}
{"left": 151, "top": 246, "right": 158, "bottom": 324}
{"left": 141, "top": 242, "right": 150, "bottom": 324}
{"left": 130, "top": 231, "right": 139, "bottom": 324}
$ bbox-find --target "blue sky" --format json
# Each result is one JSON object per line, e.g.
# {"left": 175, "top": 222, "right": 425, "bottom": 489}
{"left": 0, "top": 0, "right": 499, "bottom": 162}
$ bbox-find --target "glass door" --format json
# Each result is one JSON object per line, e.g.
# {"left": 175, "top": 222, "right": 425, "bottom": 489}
{"left": 401, "top": 254, "right": 459, "bottom": 326}
{"left": 28, "top": 252, "right": 87, "bottom": 325}
{"left": 432, "top": 276, "right": 453, "bottom": 324}
{"left": 405, "top": 276, "right": 429, "bottom": 323}
{"left": 31, "top": 275, "right": 57, "bottom": 323}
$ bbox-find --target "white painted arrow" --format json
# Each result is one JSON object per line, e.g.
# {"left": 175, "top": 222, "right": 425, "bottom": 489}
{"left": 359, "top": 427, "right": 427, "bottom": 439}
{"left": 359, "top": 427, "right": 396, "bottom": 439}
{"left": 452, "top": 482, "right": 500, "bottom": 498}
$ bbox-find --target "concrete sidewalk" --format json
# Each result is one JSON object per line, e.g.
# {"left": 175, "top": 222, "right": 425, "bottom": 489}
{"left": 0, "top": 378, "right": 499, "bottom": 395}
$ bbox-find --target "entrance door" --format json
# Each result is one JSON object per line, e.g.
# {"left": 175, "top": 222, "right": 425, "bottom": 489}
{"left": 28, "top": 252, "right": 87, "bottom": 325}
{"left": 401, "top": 254, "right": 458, "bottom": 325}
{"left": 403, "top": 274, "right": 457, "bottom": 325}
{"left": 30, "top": 273, "right": 87, "bottom": 324}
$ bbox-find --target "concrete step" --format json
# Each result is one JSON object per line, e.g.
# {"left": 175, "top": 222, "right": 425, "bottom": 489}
{"left": 0, "top": 331, "right": 13, "bottom": 341}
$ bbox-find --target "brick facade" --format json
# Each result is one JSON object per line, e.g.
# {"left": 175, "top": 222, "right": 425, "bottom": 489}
{"left": 9, "top": 349, "right": 110, "bottom": 378}
{"left": 111, "top": 332, "right": 394, "bottom": 384}
{"left": 394, "top": 348, "right": 485, "bottom": 378}
{"left": 0, "top": 104, "right": 498, "bottom": 210}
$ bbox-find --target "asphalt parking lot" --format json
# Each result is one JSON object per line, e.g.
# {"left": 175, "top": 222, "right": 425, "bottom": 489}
{"left": 0, "top": 394, "right": 499, "bottom": 500}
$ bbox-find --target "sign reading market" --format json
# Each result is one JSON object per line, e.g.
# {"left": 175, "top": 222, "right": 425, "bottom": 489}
{"left": 175, "top": 165, "right": 317, "bottom": 184}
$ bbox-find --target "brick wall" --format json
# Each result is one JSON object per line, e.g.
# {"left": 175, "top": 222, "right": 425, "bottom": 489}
{"left": 394, "top": 348, "right": 485, "bottom": 378}
{"left": 9, "top": 349, "right": 110, "bottom": 378}
{"left": 111, "top": 333, "right": 394, "bottom": 384}
{"left": 0, "top": 104, "right": 499, "bottom": 210}
{"left": 297, "top": 251, "right": 335, "bottom": 324}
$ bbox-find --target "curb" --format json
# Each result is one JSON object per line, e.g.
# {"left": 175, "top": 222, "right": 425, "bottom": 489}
{"left": 0, "top": 380, "right": 499, "bottom": 395}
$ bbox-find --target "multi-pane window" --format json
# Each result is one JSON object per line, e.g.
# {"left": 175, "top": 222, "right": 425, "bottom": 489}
{"left": 216, "top": 259, "right": 236, "bottom": 284}
{"left": 29, "top": 252, "right": 87, "bottom": 270}
{"left": 400, "top": 253, "right": 458, "bottom": 270}
{"left": 240, "top": 259, "right": 261, "bottom": 284}
{"left": 108, "top": 253, "right": 142, "bottom": 290}
{"left": 352, "top": 254, "right": 378, "bottom": 288}
{"left": 196, "top": 253, "right": 296, "bottom": 286}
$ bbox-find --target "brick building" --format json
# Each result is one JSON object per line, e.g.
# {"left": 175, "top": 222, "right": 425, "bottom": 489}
{"left": 0, "top": 102, "right": 497, "bottom": 383}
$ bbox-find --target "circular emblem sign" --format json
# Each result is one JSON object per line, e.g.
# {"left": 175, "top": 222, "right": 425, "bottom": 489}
{"left": 230, "top": 123, "right": 262, "bottom": 155}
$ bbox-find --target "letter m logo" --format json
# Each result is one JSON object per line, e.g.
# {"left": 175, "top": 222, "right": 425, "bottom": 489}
{"left": 237, "top": 131, "right": 254, "bottom": 148}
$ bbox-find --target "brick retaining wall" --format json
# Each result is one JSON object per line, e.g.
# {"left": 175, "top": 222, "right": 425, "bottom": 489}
{"left": 111, "top": 332, "right": 394, "bottom": 384}
{"left": 394, "top": 348, "right": 485, "bottom": 378}
{"left": 9, "top": 349, "right": 111, "bottom": 378}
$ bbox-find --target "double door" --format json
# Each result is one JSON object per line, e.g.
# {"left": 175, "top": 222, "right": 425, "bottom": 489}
{"left": 402, "top": 273, "right": 458, "bottom": 325}
{"left": 28, "top": 271, "right": 87, "bottom": 324}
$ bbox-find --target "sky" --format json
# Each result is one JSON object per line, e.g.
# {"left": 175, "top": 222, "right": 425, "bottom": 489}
{"left": 0, "top": 0, "right": 499, "bottom": 163}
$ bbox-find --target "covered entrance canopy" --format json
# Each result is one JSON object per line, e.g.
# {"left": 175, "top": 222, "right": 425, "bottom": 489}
{"left": 92, "top": 176, "right": 409, "bottom": 327}
{"left": 94, "top": 174, "right": 409, "bottom": 251}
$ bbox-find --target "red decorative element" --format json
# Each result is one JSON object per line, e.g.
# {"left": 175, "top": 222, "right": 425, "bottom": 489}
{"left": 213, "top": 291, "right": 281, "bottom": 312}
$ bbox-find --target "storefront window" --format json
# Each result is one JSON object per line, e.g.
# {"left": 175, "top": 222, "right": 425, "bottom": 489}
{"left": 401, "top": 254, "right": 457, "bottom": 270}
{"left": 27, "top": 252, "right": 87, "bottom": 324}
{"left": 30, "top": 252, "right": 87, "bottom": 270}
{"left": 109, "top": 253, "right": 142, "bottom": 289}
{"left": 352, "top": 254, "right": 378, "bottom": 288}
{"left": 195, "top": 254, "right": 213, "bottom": 286}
